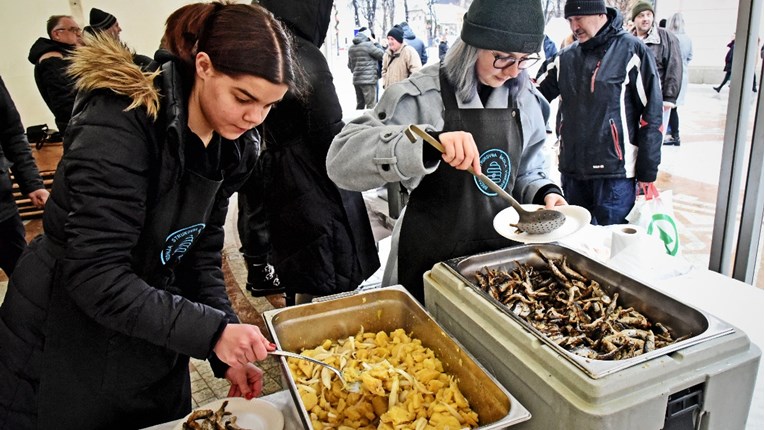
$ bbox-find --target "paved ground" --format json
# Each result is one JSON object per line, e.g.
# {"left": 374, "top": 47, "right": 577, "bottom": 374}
{"left": 0, "top": 63, "right": 760, "bottom": 410}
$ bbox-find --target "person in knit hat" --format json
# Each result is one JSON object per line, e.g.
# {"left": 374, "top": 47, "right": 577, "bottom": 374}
{"left": 536, "top": 0, "right": 663, "bottom": 225}
{"left": 381, "top": 25, "right": 421, "bottom": 89}
{"left": 327, "top": 0, "right": 566, "bottom": 302}
{"left": 86, "top": 8, "right": 153, "bottom": 68}
{"left": 629, "top": 0, "right": 683, "bottom": 146}
{"left": 89, "top": 8, "right": 121, "bottom": 39}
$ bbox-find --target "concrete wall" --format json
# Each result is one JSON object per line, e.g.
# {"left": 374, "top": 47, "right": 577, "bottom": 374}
{"left": 0, "top": 0, "right": 247, "bottom": 131}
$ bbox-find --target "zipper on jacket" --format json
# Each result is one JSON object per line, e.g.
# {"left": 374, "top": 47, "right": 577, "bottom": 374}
{"left": 591, "top": 60, "right": 601, "bottom": 93}
{"left": 609, "top": 119, "right": 623, "bottom": 160}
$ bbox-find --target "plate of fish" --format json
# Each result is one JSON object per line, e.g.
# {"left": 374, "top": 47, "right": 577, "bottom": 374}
{"left": 493, "top": 204, "right": 591, "bottom": 243}
{"left": 175, "top": 397, "right": 283, "bottom": 430}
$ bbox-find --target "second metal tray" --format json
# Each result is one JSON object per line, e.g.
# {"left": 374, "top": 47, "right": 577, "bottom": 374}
{"left": 442, "top": 243, "right": 735, "bottom": 379}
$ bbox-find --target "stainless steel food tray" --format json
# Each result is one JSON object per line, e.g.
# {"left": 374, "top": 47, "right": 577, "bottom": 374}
{"left": 263, "top": 286, "right": 531, "bottom": 429}
{"left": 442, "top": 243, "right": 735, "bottom": 379}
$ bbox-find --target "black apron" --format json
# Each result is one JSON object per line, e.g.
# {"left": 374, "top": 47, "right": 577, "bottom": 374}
{"left": 38, "top": 168, "right": 222, "bottom": 429}
{"left": 398, "top": 69, "right": 523, "bottom": 302}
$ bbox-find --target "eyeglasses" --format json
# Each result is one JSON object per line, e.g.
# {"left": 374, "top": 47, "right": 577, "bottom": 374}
{"left": 492, "top": 52, "right": 541, "bottom": 70}
{"left": 53, "top": 27, "right": 82, "bottom": 36}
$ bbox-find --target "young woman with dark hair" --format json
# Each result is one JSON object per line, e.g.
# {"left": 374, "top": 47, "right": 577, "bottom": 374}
{"left": 0, "top": 3, "right": 299, "bottom": 429}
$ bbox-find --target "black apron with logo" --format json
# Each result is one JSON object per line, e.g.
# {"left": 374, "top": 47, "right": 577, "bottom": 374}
{"left": 133, "top": 168, "right": 223, "bottom": 291}
{"left": 39, "top": 168, "right": 223, "bottom": 429}
{"left": 398, "top": 69, "right": 523, "bottom": 302}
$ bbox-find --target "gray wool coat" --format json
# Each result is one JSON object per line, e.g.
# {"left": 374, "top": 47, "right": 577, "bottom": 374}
{"left": 326, "top": 64, "right": 557, "bottom": 284}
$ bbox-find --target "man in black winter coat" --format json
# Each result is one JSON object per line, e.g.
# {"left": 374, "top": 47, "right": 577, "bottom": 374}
{"left": 27, "top": 15, "right": 83, "bottom": 136}
{"left": 245, "top": 0, "right": 381, "bottom": 304}
{"left": 537, "top": 0, "right": 663, "bottom": 226}
{"left": 0, "top": 77, "right": 49, "bottom": 276}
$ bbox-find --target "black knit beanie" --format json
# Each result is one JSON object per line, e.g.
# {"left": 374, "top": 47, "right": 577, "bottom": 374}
{"left": 564, "top": 0, "right": 607, "bottom": 19}
{"left": 90, "top": 8, "right": 116, "bottom": 31}
{"left": 631, "top": 1, "right": 654, "bottom": 20}
{"left": 460, "top": 0, "right": 544, "bottom": 54}
{"left": 387, "top": 26, "right": 404, "bottom": 44}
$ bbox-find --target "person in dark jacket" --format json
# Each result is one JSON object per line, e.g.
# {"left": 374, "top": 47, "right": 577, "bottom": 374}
{"left": 348, "top": 27, "right": 385, "bottom": 109}
{"left": 0, "top": 3, "right": 299, "bottom": 429}
{"left": 714, "top": 37, "right": 735, "bottom": 92}
{"left": 537, "top": 0, "right": 663, "bottom": 226}
{"left": 248, "top": 0, "right": 380, "bottom": 305}
{"left": 27, "top": 15, "right": 83, "bottom": 136}
{"left": 438, "top": 34, "right": 449, "bottom": 62}
{"left": 400, "top": 21, "right": 428, "bottom": 65}
{"left": 0, "top": 76, "right": 49, "bottom": 277}
{"left": 630, "top": 1, "right": 683, "bottom": 139}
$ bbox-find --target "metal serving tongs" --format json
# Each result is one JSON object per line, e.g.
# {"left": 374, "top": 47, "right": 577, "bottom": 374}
{"left": 268, "top": 350, "right": 361, "bottom": 393}
{"left": 404, "top": 124, "right": 566, "bottom": 234}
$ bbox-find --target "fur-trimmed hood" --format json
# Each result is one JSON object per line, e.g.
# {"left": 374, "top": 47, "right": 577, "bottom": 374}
{"left": 68, "top": 35, "right": 161, "bottom": 119}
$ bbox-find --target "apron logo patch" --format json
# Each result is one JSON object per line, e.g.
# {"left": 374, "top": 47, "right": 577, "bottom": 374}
{"left": 161, "top": 223, "right": 206, "bottom": 265}
{"left": 474, "top": 149, "right": 511, "bottom": 196}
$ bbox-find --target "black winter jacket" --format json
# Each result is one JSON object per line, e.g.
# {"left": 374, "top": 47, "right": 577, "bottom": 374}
{"left": 0, "top": 38, "right": 258, "bottom": 429}
{"left": 255, "top": 0, "right": 381, "bottom": 296}
{"left": 27, "top": 38, "right": 77, "bottom": 135}
{"left": 0, "top": 76, "right": 44, "bottom": 222}
{"left": 348, "top": 33, "right": 385, "bottom": 85}
{"left": 537, "top": 8, "right": 663, "bottom": 183}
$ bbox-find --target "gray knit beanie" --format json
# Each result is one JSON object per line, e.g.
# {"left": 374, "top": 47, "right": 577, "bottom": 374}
{"left": 460, "top": 0, "right": 544, "bottom": 54}
{"left": 564, "top": 0, "right": 607, "bottom": 19}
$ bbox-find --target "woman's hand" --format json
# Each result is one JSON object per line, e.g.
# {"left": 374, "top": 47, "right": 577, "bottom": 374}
{"left": 544, "top": 193, "right": 568, "bottom": 209}
{"left": 226, "top": 363, "right": 264, "bottom": 400}
{"left": 213, "top": 323, "right": 271, "bottom": 368}
{"left": 436, "top": 131, "right": 482, "bottom": 175}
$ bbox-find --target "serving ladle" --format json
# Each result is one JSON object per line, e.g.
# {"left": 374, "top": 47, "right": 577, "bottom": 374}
{"left": 404, "top": 125, "right": 566, "bottom": 234}
{"left": 268, "top": 350, "right": 361, "bottom": 393}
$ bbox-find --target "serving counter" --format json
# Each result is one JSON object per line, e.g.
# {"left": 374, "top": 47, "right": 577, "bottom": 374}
{"left": 147, "top": 226, "right": 763, "bottom": 430}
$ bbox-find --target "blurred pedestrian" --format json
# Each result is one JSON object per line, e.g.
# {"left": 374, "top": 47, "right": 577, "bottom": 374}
{"left": 631, "top": 1, "right": 682, "bottom": 141}
{"left": 665, "top": 13, "right": 693, "bottom": 146}
{"left": 348, "top": 27, "right": 384, "bottom": 109}
{"left": 714, "top": 36, "right": 735, "bottom": 92}
{"left": 438, "top": 34, "right": 449, "bottom": 62}
{"left": 0, "top": 76, "right": 49, "bottom": 277}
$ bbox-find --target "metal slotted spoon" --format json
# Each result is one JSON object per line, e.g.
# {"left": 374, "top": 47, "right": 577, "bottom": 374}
{"left": 404, "top": 125, "right": 566, "bottom": 234}
{"left": 268, "top": 350, "right": 361, "bottom": 393}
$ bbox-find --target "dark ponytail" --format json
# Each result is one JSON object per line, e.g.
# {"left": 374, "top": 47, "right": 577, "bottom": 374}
{"left": 161, "top": 2, "right": 298, "bottom": 91}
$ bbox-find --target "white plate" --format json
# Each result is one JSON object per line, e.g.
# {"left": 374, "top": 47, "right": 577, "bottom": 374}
{"left": 493, "top": 204, "right": 591, "bottom": 243}
{"left": 174, "top": 397, "right": 283, "bottom": 430}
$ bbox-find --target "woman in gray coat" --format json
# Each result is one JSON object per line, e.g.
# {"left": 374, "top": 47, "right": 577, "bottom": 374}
{"left": 327, "top": 0, "right": 566, "bottom": 302}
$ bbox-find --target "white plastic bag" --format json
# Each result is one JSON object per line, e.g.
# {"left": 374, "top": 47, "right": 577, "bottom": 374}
{"left": 625, "top": 183, "right": 681, "bottom": 256}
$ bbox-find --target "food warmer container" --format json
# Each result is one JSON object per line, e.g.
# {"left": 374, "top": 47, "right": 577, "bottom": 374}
{"left": 423, "top": 243, "right": 761, "bottom": 430}
{"left": 263, "top": 285, "right": 531, "bottom": 429}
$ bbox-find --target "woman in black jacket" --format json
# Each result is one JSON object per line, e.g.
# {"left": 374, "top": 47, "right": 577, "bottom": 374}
{"left": 240, "top": 0, "right": 380, "bottom": 305}
{"left": 0, "top": 3, "right": 299, "bottom": 429}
